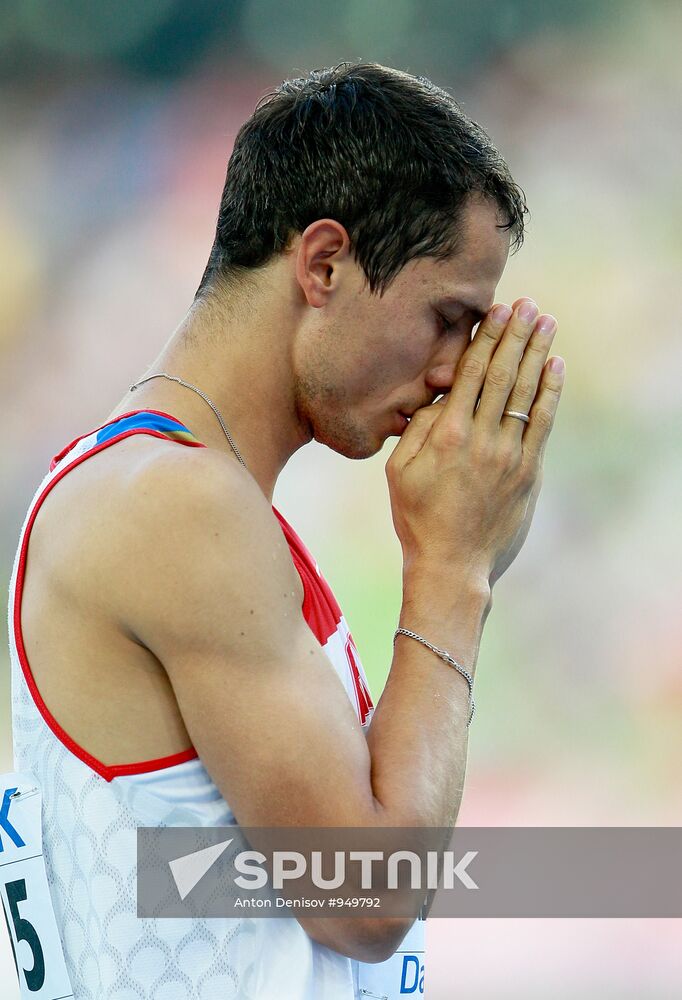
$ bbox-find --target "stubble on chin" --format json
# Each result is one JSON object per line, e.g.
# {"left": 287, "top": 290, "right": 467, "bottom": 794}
{"left": 312, "top": 409, "right": 382, "bottom": 460}
{"left": 296, "top": 362, "right": 383, "bottom": 460}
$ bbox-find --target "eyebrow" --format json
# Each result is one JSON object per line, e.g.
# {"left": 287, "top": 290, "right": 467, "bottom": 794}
{"left": 440, "top": 297, "right": 489, "bottom": 324}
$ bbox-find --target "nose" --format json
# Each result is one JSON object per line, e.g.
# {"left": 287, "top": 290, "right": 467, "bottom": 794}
{"left": 425, "top": 341, "right": 469, "bottom": 393}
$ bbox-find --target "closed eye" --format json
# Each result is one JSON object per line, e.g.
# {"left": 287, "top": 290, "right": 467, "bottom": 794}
{"left": 436, "top": 310, "right": 481, "bottom": 342}
{"left": 436, "top": 311, "right": 458, "bottom": 334}
{"left": 436, "top": 310, "right": 471, "bottom": 336}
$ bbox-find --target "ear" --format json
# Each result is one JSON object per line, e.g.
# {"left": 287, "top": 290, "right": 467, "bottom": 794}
{"left": 295, "top": 219, "right": 351, "bottom": 308}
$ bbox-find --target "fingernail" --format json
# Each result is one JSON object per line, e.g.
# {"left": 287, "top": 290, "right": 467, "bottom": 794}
{"left": 550, "top": 356, "right": 565, "bottom": 374}
{"left": 536, "top": 315, "right": 557, "bottom": 335}
{"left": 492, "top": 304, "right": 512, "bottom": 324}
{"left": 519, "top": 300, "right": 539, "bottom": 323}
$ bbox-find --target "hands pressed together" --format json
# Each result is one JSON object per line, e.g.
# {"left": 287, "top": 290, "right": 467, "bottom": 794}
{"left": 386, "top": 297, "right": 564, "bottom": 589}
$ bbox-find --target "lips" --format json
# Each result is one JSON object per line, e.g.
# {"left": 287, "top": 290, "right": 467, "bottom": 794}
{"left": 400, "top": 399, "right": 436, "bottom": 419}
{"left": 400, "top": 407, "right": 420, "bottom": 419}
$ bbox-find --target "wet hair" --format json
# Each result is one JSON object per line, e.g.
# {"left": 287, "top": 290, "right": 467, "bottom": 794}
{"left": 196, "top": 61, "right": 528, "bottom": 299}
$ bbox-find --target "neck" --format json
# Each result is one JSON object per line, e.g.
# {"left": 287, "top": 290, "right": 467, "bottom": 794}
{"left": 108, "top": 281, "right": 312, "bottom": 503}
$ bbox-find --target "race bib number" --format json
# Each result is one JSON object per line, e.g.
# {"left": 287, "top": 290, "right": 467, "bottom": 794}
{"left": 357, "top": 916, "right": 425, "bottom": 998}
{"left": 0, "top": 771, "right": 74, "bottom": 999}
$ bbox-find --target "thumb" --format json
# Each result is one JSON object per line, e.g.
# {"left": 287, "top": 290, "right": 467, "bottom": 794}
{"left": 385, "top": 400, "right": 445, "bottom": 469}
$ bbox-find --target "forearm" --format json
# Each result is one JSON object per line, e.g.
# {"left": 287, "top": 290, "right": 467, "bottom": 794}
{"left": 300, "top": 570, "right": 490, "bottom": 962}
{"left": 366, "top": 563, "right": 492, "bottom": 828}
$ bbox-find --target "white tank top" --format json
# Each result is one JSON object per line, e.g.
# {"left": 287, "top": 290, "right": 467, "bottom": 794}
{"left": 8, "top": 409, "right": 425, "bottom": 999}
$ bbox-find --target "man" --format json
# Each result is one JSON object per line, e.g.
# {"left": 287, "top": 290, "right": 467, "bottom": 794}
{"left": 6, "top": 62, "right": 563, "bottom": 997}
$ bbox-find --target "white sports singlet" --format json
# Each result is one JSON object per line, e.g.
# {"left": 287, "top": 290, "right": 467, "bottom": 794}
{"left": 7, "top": 409, "right": 425, "bottom": 999}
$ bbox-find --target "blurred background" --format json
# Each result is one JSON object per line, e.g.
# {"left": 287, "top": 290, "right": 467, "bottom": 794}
{"left": 1, "top": 0, "right": 681, "bottom": 996}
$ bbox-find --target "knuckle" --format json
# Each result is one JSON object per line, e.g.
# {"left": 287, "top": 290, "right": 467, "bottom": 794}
{"left": 520, "top": 456, "right": 539, "bottom": 482}
{"left": 527, "top": 337, "right": 551, "bottom": 358}
{"left": 533, "top": 407, "right": 555, "bottom": 432}
{"left": 509, "top": 325, "right": 530, "bottom": 344}
{"left": 459, "top": 356, "right": 486, "bottom": 380}
{"left": 517, "top": 465, "right": 536, "bottom": 492}
{"left": 433, "top": 421, "right": 468, "bottom": 448}
{"left": 500, "top": 320, "right": 530, "bottom": 346}
{"left": 385, "top": 455, "right": 401, "bottom": 478}
{"left": 511, "top": 374, "right": 536, "bottom": 400}
{"left": 477, "top": 325, "right": 502, "bottom": 347}
{"left": 486, "top": 364, "right": 513, "bottom": 390}
{"left": 543, "top": 379, "right": 563, "bottom": 398}
{"left": 471, "top": 437, "right": 494, "bottom": 464}
{"left": 496, "top": 443, "right": 519, "bottom": 470}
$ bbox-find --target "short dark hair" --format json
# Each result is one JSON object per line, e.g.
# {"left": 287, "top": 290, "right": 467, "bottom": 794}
{"left": 196, "top": 61, "right": 528, "bottom": 299}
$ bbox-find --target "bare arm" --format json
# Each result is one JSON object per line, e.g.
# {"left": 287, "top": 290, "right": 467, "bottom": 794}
{"left": 113, "top": 450, "right": 410, "bottom": 960}
{"left": 368, "top": 298, "right": 563, "bottom": 827}
{"left": 110, "top": 299, "right": 562, "bottom": 961}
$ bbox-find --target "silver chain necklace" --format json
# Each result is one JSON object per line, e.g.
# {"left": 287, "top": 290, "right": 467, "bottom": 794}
{"left": 129, "top": 372, "right": 248, "bottom": 470}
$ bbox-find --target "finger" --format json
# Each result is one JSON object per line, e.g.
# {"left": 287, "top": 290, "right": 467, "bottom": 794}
{"left": 474, "top": 299, "right": 541, "bottom": 429}
{"left": 522, "top": 356, "right": 565, "bottom": 463}
{"left": 439, "top": 302, "right": 513, "bottom": 424}
{"left": 500, "top": 314, "right": 557, "bottom": 441}
{"left": 385, "top": 403, "right": 443, "bottom": 468}
{"left": 470, "top": 300, "right": 535, "bottom": 416}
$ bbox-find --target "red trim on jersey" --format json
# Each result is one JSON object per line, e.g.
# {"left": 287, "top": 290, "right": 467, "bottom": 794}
{"left": 272, "top": 507, "right": 342, "bottom": 645}
{"left": 345, "top": 634, "right": 374, "bottom": 727}
{"left": 15, "top": 426, "right": 202, "bottom": 782}
{"left": 17, "top": 412, "right": 372, "bottom": 782}
{"left": 272, "top": 508, "right": 375, "bottom": 723}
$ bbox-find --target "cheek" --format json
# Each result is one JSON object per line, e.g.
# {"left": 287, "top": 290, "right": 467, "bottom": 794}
{"left": 366, "top": 349, "right": 415, "bottom": 387}
{"left": 347, "top": 308, "right": 433, "bottom": 394}
{"left": 355, "top": 344, "right": 427, "bottom": 404}
{"left": 391, "top": 330, "right": 437, "bottom": 377}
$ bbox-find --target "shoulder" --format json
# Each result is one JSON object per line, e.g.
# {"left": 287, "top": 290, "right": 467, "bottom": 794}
{"left": 103, "top": 441, "right": 304, "bottom": 654}
{"left": 124, "top": 442, "right": 294, "bottom": 573}
{"left": 125, "top": 437, "right": 269, "bottom": 531}
{"left": 35, "top": 434, "right": 303, "bottom": 646}
{"left": 35, "top": 432, "right": 271, "bottom": 566}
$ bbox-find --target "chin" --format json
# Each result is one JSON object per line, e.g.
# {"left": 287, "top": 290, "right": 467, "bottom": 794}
{"left": 320, "top": 437, "right": 383, "bottom": 461}
{"left": 314, "top": 423, "right": 383, "bottom": 461}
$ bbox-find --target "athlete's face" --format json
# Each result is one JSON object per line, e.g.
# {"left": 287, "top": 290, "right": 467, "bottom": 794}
{"left": 294, "top": 194, "right": 510, "bottom": 459}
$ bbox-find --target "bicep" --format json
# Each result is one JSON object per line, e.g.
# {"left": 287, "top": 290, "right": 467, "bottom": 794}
{"left": 167, "top": 618, "right": 375, "bottom": 827}
{"left": 121, "top": 454, "right": 378, "bottom": 828}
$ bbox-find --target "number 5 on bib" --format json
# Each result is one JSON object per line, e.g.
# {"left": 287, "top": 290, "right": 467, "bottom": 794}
{"left": 0, "top": 771, "right": 74, "bottom": 999}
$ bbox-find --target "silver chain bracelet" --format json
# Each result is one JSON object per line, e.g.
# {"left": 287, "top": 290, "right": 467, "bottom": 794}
{"left": 393, "top": 627, "right": 475, "bottom": 726}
